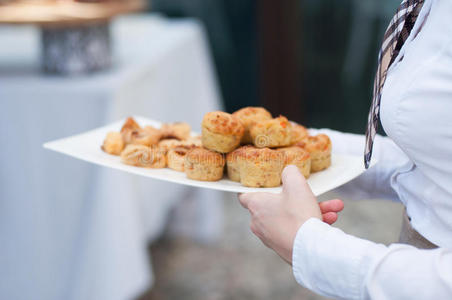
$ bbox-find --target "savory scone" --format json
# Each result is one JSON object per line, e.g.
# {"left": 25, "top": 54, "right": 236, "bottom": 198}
{"left": 290, "top": 122, "right": 309, "bottom": 145}
{"left": 296, "top": 134, "right": 332, "bottom": 172}
{"left": 232, "top": 107, "right": 272, "bottom": 144}
{"left": 226, "top": 146, "right": 252, "bottom": 182}
{"left": 249, "top": 116, "right": 292, "bottom": 148}
{"left": 184, "top": 147, "right": 225, "bottom": 181}
{"left": 277, "top": 146, "right": 311, "bottom": 178}
{"left": 238, "top": 146, "right": 284, "bottom": 187}
{"left": 201, "top": 111, "right": 244, "bottom": 153}
{"left": 226, "top": 152, "right": 241, "bottom": 182}
{"left": 167, "top": 145, "right": 194, "bottom": 172}
{"left": 120, "top": 144, "right": 166, "bottom": 168}
{"left": 160, "top": 122, "right": 191, "bottom": 140}
{"left": 101, "top": 132, "right": 124, "bottom": 155}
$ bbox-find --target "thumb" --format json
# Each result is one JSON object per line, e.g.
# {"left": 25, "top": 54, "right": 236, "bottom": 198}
{"left": 282, "top": 165, "right": 309, "bottom": 197}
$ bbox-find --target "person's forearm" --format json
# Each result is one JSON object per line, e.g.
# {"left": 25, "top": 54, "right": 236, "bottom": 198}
{"left": 292, "top": 218, "right": 452, "bottom": 299}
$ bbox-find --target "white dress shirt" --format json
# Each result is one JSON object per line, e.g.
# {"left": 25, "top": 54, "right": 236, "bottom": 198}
{"left": 292, "top": 0, "right": 452, "bottom": 298}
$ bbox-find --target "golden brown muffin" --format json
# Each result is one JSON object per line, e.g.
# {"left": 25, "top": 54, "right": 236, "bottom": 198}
{"left": 249, "top": 116, "right": 293, "bottom": 148}
{"left": 201, "top": 111, "right": 244, "bottom": 153}
{"left": 238, "top": 146, "right": 285, "bottom": 187}
{"left": 101, "top": 132, "right": 124, "bottom": 155}
{"left": 120, "top": 144, "right": 166, "bottom": 168}
{"left": 160, "top": 122, "right": 191, "bottom": 140}
{"left": 277, "top": 146, "right": 311, "bottom": 178}
{"left": 290, "top": 122, "right": 309, "bottom": 145}
{"left": 296, "top": 134, "right": 332, "bottom": 172}
{"left": 232, "top": 107, "right": 272, "bottom": 144}
{"left": 225, "top": 146, "right": 251, "bottom": 182}
{"left": 184, "top": 147, "right": 225, "bottom": 181}
{"left": 167, "top": 145, "right": 194, "bottom": 172}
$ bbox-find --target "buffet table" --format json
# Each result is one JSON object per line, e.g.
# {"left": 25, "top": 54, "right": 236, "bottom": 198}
{"left": 0, "top": 14, "right": 223, "bottom": 300}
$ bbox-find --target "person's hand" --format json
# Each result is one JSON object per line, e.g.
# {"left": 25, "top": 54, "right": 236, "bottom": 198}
{"left": 238, "top": 165, "right": 344, "bottom": 264}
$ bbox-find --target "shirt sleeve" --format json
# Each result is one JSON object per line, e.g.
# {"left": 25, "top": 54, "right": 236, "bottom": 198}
{"left": 292, "top": 218, "right": 452, "bottom": 300}
{"left": 310, "top": 128, "right": 410, "bottom": 202}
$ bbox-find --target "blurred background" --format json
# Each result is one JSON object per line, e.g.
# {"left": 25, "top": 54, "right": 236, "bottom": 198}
{"left": 0, "top": 1, "right": 403, "bottom": 300}
{"left": 151, "top": 0, "right": 398, "bottom": 132}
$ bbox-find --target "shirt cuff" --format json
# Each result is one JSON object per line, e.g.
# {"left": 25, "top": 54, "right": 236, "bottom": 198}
{"left": 292, "top": 218, "right": 386, "bottom": 300}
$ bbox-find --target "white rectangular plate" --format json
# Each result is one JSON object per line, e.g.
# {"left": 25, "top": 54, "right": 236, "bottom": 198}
{"left": 43, "top": 117, "right": 369, "bottom": 195}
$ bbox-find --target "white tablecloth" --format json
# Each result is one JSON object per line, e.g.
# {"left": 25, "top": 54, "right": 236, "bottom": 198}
{"left": 0, "top": 14, "right": 224, "bottom": 300}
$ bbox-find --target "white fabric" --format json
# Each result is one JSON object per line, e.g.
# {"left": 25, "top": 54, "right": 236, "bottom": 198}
{"left": 293, "top": 0, "right": 452, "bottom": 298}
{"left": 0, "top": 15, "right": 224, "bottom": 300}
{"left": 293, "top": 219, "right": 452, "bottom": 300}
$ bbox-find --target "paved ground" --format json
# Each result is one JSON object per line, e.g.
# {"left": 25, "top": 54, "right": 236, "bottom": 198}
{"left": 139, "top": 192, "right": 404, "bottom": 300}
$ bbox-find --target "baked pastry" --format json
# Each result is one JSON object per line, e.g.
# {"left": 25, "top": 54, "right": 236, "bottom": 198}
{"left": 158, "top": 136, "right": 201, "bottom": 154}
{"left": 238, "top": 146, "right": 284, "bottom": 187}
{"left": 120, "top": 144, "right": 166, "bottom": 168}
{"left": 232, "top": 107, "right": 272, "bottom": 144}
{"left": 158, "top": 139, "right": 184, "bottom": 152}
{"left": 249, "top": 116, "right": 292, "bottom": 148}
{"left": 167, "top": 145, "right": 194, "bottom": 172}
{"left": 290, "top": 122, "right": 309, "bottom": 145}
{"left": 120, "top": 117, "right": 161, "bottom": 146}
{"left": 101, "top": 132, "right": 124, "bottom": 155}
{"left": 184, "top": 147, "right": 225, "bottom": 181}
{"left": 141, "top": 125, "right": 162, "bottom": 145}
{"left": 160, "top": 122, "right": 191, "bottom": 140}
{"left": 226, "top": 146, "right": 251, "bottom": 182}
{"left": 296, "top": 134, "right": 332, "bottom": 172}
{"left": 277, "top": 146, "right": 311, "bottom": 178}
{"left": 108, "top": 111, "right": 329, "bottom": 186}
{"left": 201, "top": 111, "right": 244, "bottom": 153}
{"left": 120, "top": 117, "right": 141, "bottom": 133}
{"left": 181, "top": 135, "right": 202, "bottom": 147}
{"left": 226, "top": 149, "right": 241, "bottom": 182}
{"left": 122, "top": 126, "right": 161, "bottom": 146}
